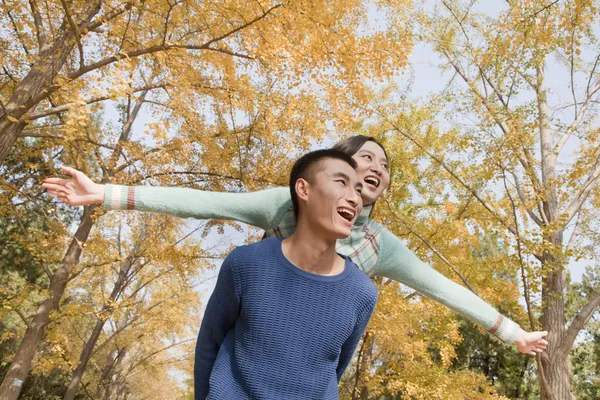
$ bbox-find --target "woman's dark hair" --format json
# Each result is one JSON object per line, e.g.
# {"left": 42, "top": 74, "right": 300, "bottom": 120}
{"left": 332, "top": 135, "right": 389, "bottom": 214}
{"left": 331, "top": 135, "right": 389, "bottom": 160}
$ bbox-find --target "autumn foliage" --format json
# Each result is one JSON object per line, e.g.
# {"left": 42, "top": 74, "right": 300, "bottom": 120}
{"left": 2, "top": 0, "right": 600, "bottom": 399}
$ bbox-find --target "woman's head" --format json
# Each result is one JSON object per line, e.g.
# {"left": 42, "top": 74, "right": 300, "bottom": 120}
{"left": 332, "top": 135, "right": 390, "bottom": 206}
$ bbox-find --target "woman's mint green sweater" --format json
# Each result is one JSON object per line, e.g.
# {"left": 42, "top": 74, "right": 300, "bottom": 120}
{"left": 105, "top": 185, "right": 520, "bottom": 343}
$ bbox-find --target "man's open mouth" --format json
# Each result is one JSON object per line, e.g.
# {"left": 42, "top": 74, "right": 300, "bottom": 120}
{"left": 337, "top": 207, "right": 355, "bottom": 222}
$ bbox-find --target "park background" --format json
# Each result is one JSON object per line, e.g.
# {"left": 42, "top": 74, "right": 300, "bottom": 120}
{"left": 1, "top": 0, "right": 599, "bottom": 398}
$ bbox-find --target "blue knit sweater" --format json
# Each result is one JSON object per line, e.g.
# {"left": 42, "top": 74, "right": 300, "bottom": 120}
{"left": 194, "top": 238, "right": 378, "bottom": 400}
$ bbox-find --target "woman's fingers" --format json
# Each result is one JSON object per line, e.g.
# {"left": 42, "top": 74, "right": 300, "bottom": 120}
{"left": 47, "top": 189, "right": 66, "bottom": 198}
{"left": 43, "top": 177, "right": 70, "bottom": 185}
{"left": 61, "top": 166, "right": 80, "bottom": 178}
{"left": 43, "top": 182, "right": 71, "bottom": 193}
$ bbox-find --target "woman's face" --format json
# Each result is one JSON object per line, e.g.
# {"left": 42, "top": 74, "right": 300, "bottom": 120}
{"left": 351, "top": 141, "right": 390, "bottom": 206}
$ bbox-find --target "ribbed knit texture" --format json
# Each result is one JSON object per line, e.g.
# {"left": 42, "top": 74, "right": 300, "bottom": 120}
{"left": 104, "top": 185, "right": 520, "bottom": 344}
{"left": 194, "top": 238, "right": 378, "bottom": 400}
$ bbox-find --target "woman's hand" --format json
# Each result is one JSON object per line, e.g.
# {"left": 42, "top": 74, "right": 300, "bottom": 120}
{"left": 42, "top": 166, "right": 105, "bottom": 206}
{"left": 515, "top": 329, "right": 549, "bottom": 356}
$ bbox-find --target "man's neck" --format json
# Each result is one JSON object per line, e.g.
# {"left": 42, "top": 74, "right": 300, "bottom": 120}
{"left": 281, "top": 220, "right": 345, "bottom": 276}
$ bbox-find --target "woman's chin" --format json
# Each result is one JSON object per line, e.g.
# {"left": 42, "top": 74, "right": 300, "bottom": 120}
{"left": 361, "top": 195, "right": 377, "bottom": 206}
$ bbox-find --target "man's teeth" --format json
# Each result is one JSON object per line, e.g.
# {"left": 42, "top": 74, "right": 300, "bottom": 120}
{"left": 364, "top": 176, "right": 379, "bottom": 187}
{"left": 337, "top": 208, "right": 355, "bottom": 220}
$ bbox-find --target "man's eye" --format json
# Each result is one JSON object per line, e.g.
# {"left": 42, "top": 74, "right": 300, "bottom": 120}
{"left": 336, "top": 180, "right": 346, "bottom": 186}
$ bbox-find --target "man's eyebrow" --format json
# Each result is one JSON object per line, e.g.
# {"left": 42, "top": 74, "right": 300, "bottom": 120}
{"left": 332, "top": 172, "right": 351, "bottom": 181}
{"left": 333, "top": 171, "right": 363, "bottom": 188}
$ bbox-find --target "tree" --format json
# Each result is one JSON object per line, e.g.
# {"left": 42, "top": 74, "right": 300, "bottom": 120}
{"left": 0, "top": 0, "right": 412, "bottom": 166}
{"left": 49, "top": 212, "right": 207, "bottom": 399}
{"left": 371, "top": 1, "right": 600, "bottom": 397}
{"left": 1, "top": 1, "right": 414, "bottom": 397}
{"left": 567, "top": 263, "right": 600, "bottom": 399}
{"left": 338, "top": 137, "right": 527, "bottom": 398}
{"left": 0, "top": 138, "right": 77, "bottom": 399}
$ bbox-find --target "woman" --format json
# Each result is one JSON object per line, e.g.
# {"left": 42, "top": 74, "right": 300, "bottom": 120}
{"left": 43, "top": 135, "right": 548, "bottom": 355}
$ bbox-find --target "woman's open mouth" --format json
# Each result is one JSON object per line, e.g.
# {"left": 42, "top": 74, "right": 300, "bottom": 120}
{"left": 364, "top": 175, "right": 380, "bottom": 189}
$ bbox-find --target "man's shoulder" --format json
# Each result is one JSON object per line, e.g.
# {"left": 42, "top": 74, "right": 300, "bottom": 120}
{"left": 228, "top": 238, "right": 280, "bottom": 263}
{"left": 346, "top": 259, "right": 378, "bottom": 301}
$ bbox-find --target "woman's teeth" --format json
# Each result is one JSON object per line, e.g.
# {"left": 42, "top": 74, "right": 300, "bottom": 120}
{"left": 364, "top": 176, "right": 379, "bottom": 187}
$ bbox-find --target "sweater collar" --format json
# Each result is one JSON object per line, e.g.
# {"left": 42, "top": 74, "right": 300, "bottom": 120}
{"left": 354, "top": 204, "right": 372, "bottom": 227}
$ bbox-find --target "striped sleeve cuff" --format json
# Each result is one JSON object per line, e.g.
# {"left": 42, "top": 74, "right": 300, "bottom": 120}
{"left": 489, "top": 314, "right": 520, "bottom": 344}
{"left": 104, "top": 184, "right": 138, "bottom": 211}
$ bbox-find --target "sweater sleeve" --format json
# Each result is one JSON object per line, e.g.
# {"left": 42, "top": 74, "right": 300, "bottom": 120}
{"left": 336, "top": 288, "right": 378, "bottom": 381}
{"left": 194, "top": 251, "right": 241, "bottom": 400}
{"left": 373, "top": 229, "right": 521, "bottom": 344}
{"left": 104, "top": 185, "right": 292, "bottom": 231}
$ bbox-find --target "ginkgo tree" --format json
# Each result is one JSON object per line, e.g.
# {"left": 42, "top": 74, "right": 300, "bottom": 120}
{"left": 1, "top": 0, "right": 415, "bottom": 398}
{"left": 369, "top": 0, "right": 600, "bottom": 398}
{"left": 339, "top": 126, "right": 528, "bottom": 398}
{"left": 0, "top": 0, "right": 412, "bottom": 166}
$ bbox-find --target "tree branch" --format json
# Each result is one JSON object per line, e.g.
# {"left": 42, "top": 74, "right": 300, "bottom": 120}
{"left": 562, "top": 291, "right": 600, "bottom": 356}
{"left": 67, "top": 4, "right": 280, "bottom": 81}
{"left": 27, "top": 0, "right": 46, "bottom": 49}
{"left": 85, "top": 1, "right": 136, "bottom": 33}
{"left": 383, "top": 198, "right": 479, "bottom": 294}
{"left": 555, "top": 81, "right": 600, "bottom": 157}
{"left": 563, "top": 151, "right": 600, "bottom": 225}
{"left": 2, "top": 0, "right": 31, "bottom": 56}
{"left": 508, "top": 169, "right": 544, "bottom": 226}
{"left": 381, "top": 114, "right": 537, "bottom": 252}
{"left": 59, "top": 0, "right": 85, "bottom": 68}
{"left": 23, "top": 84, "right": 167, "bottom": 121}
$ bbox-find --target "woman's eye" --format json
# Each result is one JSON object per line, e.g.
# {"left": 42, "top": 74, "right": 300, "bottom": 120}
{"left": 382, "top": 164, "right": 389, "bottom": 170}
{"left": 363, "top": 154, "right": 372, "bottom": 161}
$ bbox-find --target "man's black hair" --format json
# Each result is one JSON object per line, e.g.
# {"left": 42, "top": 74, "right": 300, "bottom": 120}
{"left": 289, "top": 149, "right": 357, "bottom": 219}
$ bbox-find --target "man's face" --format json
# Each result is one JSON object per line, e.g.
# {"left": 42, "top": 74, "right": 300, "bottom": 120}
{"left": 299, "top": 158, "right": 363, "bottom": 240}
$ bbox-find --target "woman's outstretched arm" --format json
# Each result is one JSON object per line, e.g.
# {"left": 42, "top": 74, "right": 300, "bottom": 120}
{"left": 373, "top": 229, "right": 548, "bottom": 355}
{"left": 43, "top": 166, "right": 292, "bottom": 230}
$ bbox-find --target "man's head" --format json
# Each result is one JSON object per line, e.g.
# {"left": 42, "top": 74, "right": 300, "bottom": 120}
{"left": 289, "top": 149, "right": 363, "bottom": 239}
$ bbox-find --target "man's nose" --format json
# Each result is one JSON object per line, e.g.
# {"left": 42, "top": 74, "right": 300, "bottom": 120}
{"left": 347, "top": 189, "right": 360, "bottom": 206}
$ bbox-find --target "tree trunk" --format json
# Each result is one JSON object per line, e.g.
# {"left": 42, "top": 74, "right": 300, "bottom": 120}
{"left": 535, "top": 61, "right": 575, "bottom": 399}
{"left": 0, "top": 205, "right": 99, "bottom": 400}
{"left": 104, "top": 348, "right": 127, "bottom": 400}
{"left": 63, "top": 317, "right": 111, "bottom": 400}
{"left": 541, "top": 353, "right": 573, "bottom": 400}
{"left": 94, "top": 348, "right": 119, "bottom": 399}
{"left": 63, "top": 255, "right": 135, "bottom": 400}
{"left": 539, "top": 229, "right": 574, "bottom": 400}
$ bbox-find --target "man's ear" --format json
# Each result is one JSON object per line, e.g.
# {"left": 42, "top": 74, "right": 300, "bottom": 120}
{"left": 295, "top": 178, "right": 310, "bottom": 203}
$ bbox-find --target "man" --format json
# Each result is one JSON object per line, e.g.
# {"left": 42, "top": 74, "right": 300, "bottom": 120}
{"left": 194, "top": 149, "right": 378, "bottom": 399}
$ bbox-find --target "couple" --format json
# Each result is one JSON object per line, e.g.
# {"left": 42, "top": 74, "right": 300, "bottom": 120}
{"left": 44, "top": 135, "right": 548, "bottom": 398}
